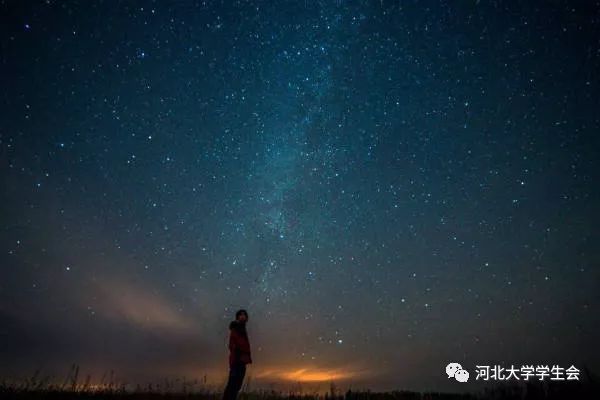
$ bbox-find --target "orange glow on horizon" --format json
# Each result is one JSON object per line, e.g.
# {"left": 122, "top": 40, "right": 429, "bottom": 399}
{"left": 256, "top": 366, "right": 359, "bottom": 382}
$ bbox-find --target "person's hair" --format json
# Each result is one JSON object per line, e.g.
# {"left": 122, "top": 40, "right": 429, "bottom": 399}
{"left": 235, "top": 309, "right": 248, "bottom": 320}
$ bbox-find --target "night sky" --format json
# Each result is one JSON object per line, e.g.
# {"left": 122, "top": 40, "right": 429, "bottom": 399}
{"left": 1, "top": 0, "right": 599, "bottom": 394}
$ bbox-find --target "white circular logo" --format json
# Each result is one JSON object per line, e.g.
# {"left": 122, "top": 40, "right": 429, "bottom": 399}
{"left": 446, "top": 362, "right": 469, "bottom": 382}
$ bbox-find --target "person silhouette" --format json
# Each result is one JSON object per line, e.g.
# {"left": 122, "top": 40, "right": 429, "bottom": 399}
{"left": 222, "top": 309, "right": 252, "bottom": 400}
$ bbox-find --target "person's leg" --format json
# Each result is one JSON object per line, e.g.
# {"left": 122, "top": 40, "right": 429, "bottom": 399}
{"left": 222, "top": 366, "right": 237, "bottom": 400}
{"left": 232, "top": 364, "right": 246, "bottom": 394}
{"left": 223, "top": 363, "right": 246, "bottom": 400}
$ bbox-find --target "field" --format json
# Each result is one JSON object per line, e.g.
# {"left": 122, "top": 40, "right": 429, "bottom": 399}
{"left": 1, "top": 364, "right": 599, "bottom": 400}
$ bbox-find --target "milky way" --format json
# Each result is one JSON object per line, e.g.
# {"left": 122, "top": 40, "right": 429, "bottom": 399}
{"left": 1, "top": 0, "right": 599, "bottom": 393}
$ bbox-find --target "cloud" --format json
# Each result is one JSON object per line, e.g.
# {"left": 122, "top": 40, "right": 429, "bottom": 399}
{"left": 254, "top": 363, "right": 370, "bottom": 383}
{"left": 90, "top": 276, "right": 195, "bottom": 333}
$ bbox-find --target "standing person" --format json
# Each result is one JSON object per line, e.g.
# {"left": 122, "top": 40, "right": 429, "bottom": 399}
{"left": 223, "top": 309, "right": 252, "bottom": 400}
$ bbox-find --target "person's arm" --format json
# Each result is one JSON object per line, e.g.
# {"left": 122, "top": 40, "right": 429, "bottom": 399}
{"left": 228, "top": 330, "right": 241, "bottom": 364}
{"left": 228, "top": 330, "right": 237, "bottom": 352}
{"left": 237, "top": 333, "right": 252, "bottom": 364}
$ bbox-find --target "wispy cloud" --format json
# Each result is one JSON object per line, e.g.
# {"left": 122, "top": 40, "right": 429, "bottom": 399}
{"left": 254, "top": 363, "right": 371, "bottom": 382}
{"left": 91, "top": 277, "right": 194, "bottom": 332}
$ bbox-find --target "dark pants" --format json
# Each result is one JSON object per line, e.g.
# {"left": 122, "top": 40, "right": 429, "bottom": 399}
{"left": 223, "top": 363, "right": 246, "bottom": 400}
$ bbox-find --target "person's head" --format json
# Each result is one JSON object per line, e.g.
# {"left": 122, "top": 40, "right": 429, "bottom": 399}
{"left": 235, "top": 309, "right": 248, "bottom": 323}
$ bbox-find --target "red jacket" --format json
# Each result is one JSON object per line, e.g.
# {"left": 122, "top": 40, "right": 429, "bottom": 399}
{"left": 228, "top": 321, "right": 252, "bottom": 367}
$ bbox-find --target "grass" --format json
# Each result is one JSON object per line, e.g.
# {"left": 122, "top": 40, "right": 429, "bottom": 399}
{"left": 1, "top": 364, "right": 599, "bottom": 400}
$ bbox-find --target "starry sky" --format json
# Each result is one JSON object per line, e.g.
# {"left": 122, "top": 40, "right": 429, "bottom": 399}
{"left": 1, "top": 0, "right": 599, "bottom": 394}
